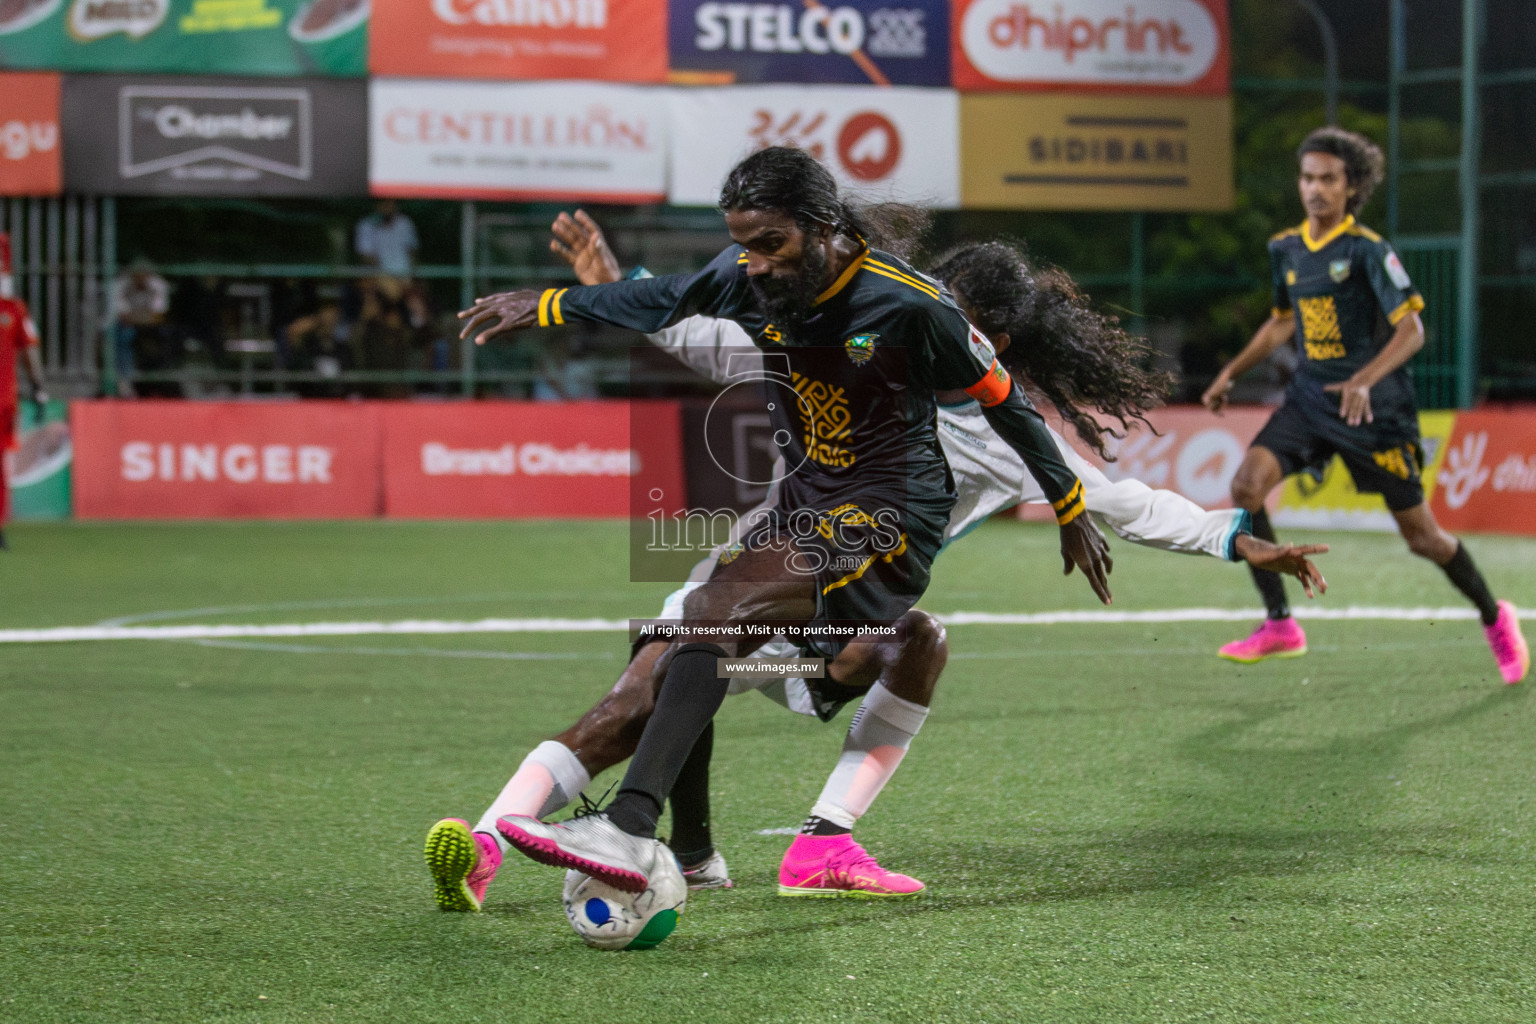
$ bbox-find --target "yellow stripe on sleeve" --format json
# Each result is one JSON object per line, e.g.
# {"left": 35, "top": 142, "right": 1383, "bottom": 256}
{"left": 551, "top": 288, "right": 568, "bottom": 326}
{"left": 1386, "top": 294, "right": 1425, "bottom": 325}
{"left": 1051, "top": 479, "right": 1084, "bottom": 513}
{"left": 536, "top": 288, "right": 555, "bottom": 327}
{"left": 863, "top": 259, "right": 941, "bottom": 300}
{"left": 1055, "top": 498, "right": 1087, "bottom": 526}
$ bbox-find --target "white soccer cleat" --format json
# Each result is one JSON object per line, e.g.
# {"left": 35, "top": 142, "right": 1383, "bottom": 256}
{"left": 495, "top": 812, "right": 661, "bottom": 894}
{"left": 680, "top": 850, "right": 734, "bottom": 890}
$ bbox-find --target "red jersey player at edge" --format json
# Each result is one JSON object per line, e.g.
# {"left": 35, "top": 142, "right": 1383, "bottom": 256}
{"left": 0, "top": 233, "right": 49, "bottom": 551}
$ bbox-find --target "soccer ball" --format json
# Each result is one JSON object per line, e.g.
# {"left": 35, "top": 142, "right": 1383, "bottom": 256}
{"left": 562, "top": 858, "right": 687, "bottom": 951}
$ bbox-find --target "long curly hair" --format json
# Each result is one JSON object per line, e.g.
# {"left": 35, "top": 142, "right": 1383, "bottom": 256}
{"left": 1298, "top": 126, "right": 1385, "bottom": 216}
{"left": 928, "top": 240, "right": 1173, "bottom": 460}
{"left": 718, "top": 146, "right": 872, "bottom": 244}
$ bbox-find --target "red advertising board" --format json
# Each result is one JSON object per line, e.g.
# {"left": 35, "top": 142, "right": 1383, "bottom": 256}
{"left": 369, "top": 0, "right": 666, "bottom": 82}
{"left": 1431, "top": 408, "right": 1536, "bottom": 537}
{"left": 951, "top": 0, "right": 1230, "bottom": 94}
{"left": 1018, "top": 405, "right": 1273, "bottom": 520}
{"left": 71, "top": 401, "right": 382, "bottom": 519}
{"left": 382, "top": 401, "right": 685, "bottom": 519}
{"left": 0, "top": 72, "right": 62, "bottom": 196}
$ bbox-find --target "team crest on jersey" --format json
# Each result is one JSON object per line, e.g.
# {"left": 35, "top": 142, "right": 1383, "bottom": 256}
{"left": 845, "top": 334, "right": 877, "bottom": 365}
{"left": 1329, "top": 259, "right": 1351, "bottom": 283}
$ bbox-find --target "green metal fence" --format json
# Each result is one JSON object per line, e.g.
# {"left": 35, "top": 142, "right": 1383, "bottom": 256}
{"left": 1396, "top": 238, "right": 1460, "bottom": 409}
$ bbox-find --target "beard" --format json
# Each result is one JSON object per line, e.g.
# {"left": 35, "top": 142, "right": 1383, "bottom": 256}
{"left": 747, "top": 243, "right": 830, "bottom": 329}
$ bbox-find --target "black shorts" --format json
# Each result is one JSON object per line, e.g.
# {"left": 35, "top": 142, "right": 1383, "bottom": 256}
{"left": 730, "top": 486, "right": 949, "bottom": 662}
{"left": 1252, "top": 388, "right": 1425, "bottom": 511}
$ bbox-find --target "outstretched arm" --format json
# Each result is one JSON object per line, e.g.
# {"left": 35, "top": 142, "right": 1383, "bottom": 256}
{"left": 980, "top": 393, "right": 1113, "bottom": 605}
{"left": 459, "top": 244, "right": 748, "bottom": 346}
{"left": 1202, "top": 314, "right": 1293, "bottom": 414}
{"left": 548, "top": 210, "right": 758, "bottom": 385}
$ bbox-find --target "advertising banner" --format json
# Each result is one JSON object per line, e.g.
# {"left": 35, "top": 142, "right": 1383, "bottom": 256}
{"left": 369, "top": 0, "right": 665, "bottom": 82}
{"left": 1017, "top": 405, "right": 1272, "bottom": 522}
{"left": 951, "top": 0, "right": 1229, "bottom": 93}
{"left": 1272, "top": 411, "right": 1457, "bottom": 532}
{"left": 0, "top": 70, "right": 60, "bottom": 195}
{"left": 0, "top": 0, "right": 367, "bottom": 76}
{"left": 960, "top": 92, "right": 1232, "bottom": 211}
{"left": 9, "top": 398, "right": 70, "bottom": 519}
{"left": 62, "top": 75, "right": 368, "bottom": 197}
{"left": 668, "top": 1, "right": 950, "bottom": 86}
{"left": 369, "top": 79, "right": 666, "bottom": 202}
{"left": 381, "top": 401, "right": 684, "bottom": 520}
{"left": 1430, "top": 409, "right": 1536, "bottom": 537}
{"left": 71, "top": 400, "right": 382, "bottom": 519}
{"left": 669, "top": 85, "right": 959, "bottom": 207}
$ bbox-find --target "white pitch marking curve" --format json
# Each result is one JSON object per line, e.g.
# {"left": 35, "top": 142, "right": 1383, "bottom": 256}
{"left": 0, "top": 606, "right": 1501, "bottom": 645}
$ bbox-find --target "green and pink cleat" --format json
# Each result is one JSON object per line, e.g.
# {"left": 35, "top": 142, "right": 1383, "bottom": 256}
{"left": 1218, "top": 604, "right": 1528, "bottom": 684}
{"left": 1218, "top": 617, "right": 1308, "bottom": 663}
{"left": 424, "top": 818, "right": 501, "bottom": 912}
{"left": 777, "top": 834, "right": 925, "bottom": 898}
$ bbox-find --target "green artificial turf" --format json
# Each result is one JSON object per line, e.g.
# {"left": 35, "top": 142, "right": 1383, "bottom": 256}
{"left": 2, "top": 519, "right": 1535, "bottom": 1023}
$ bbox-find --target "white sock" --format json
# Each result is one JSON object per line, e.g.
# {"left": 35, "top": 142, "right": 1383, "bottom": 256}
{"left": 474, "top": 740, "right": 590, "bottom": 854}
{"left": 809, "top": 684, "right": 929, "bottom": 829}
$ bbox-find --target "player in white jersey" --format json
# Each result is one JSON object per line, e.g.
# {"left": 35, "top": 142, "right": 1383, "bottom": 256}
{"left": 423, "top": 215, "right": 1327, "bottom": 908}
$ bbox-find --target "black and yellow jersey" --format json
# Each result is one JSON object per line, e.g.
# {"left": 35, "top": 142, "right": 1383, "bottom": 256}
{"left": 535, "top": 243, "right": 1084, "bottom": 521}
{"left": 1269, "top": 214, "right": 1425, "bottom": 392}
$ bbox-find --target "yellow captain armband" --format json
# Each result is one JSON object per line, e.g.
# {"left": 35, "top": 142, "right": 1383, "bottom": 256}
{"left": 1052, "top": 479, "right": 1086, "bottom": 525}
{"left": 537, "top": 288, "right": 569, "bottom": 327}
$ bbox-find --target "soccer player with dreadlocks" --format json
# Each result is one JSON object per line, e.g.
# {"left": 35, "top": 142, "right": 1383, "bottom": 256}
{"left": 1203, "top": 126, "right": 1527, "bottom": 681}
{"left": 422, "top": 214, "right": 1328, "bottom": 908}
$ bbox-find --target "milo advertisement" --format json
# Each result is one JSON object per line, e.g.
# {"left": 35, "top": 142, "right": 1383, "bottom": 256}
{"left": 9, "top": 398, "right": 69, "bottom": 520}
{"left": 0, "top": 0, "right": 368, "bottom": 76}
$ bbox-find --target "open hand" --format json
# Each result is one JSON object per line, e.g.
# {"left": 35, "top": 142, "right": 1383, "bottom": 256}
{"left": 1323, "top": 377, "right": 1373, "bottom": 426}
{"left": 1234, "top": 534, "right": 1329, "bottom": 598}
{"left": 1060, "top": 515, "right": 1113, "bottom": 605}
{"left": 457, "top": 290, "right": 543, "bottom": 345}
{"left": 550, "top": 210, "right": 621, "bottom": 286}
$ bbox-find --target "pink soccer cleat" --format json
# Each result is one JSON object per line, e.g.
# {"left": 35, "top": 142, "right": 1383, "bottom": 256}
{"left": 777, "top": 834, "right": 925, "bottom": 898}
{"left": 424, "top": 818, "right": 501, "bottom": 912}
{"left": 1484, "top": 601, "right": 1530, "bottom": 685}
{"left": 1218, "top": 617, "right": 1308, "bottom": 663}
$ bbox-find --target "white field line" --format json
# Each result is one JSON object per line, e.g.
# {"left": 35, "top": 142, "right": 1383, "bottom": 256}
{"left": 0, "top": 606, "right": 1499, "bottom": 645}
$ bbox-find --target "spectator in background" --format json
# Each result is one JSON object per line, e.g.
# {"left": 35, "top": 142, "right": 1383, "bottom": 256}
{"left": 352, "top": 276, "right": 412, "bottom": 398}
{"left": 112, "top": 257, "right": 172, "bottom": 398}
{"left": 531, "top": 334, "right": 599, "bottom": 402}
{"left": 354, "top": 199, "right": 418, "bottom": 280}
{"left": 282, "top": 300, "right": 354, "bottom": 398}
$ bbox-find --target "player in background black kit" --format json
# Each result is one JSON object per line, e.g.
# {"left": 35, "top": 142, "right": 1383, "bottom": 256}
{"left": 1203, "top": 126, "right": 1528, "bottom": 682}
{"left": 457, "top": 146, "right": 1113, "bottom": 893}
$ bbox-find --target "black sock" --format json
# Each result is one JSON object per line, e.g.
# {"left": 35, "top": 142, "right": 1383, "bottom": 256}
{"left": 606, "top": 644, "right": 729, "bottom": 839}
{"left": 1442, "top": 542, "right": 1500, "bottom": 625}
{"left": 800, "top": 815, "right": 852, "bottom": 837}
{"left": 1247, "top": 508, "right": 1290, "bottom": 619}
{"left": 665, "top": 721, "right": 714, "bottom": 864}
